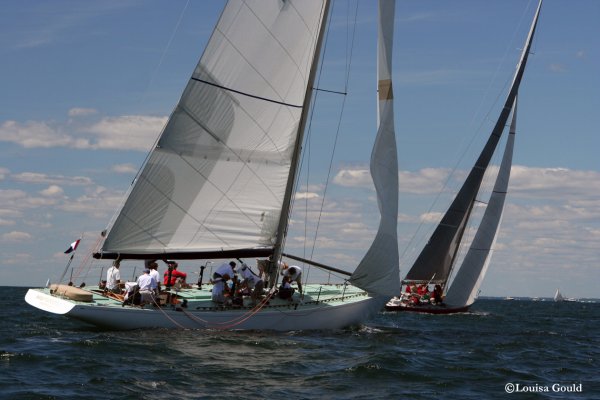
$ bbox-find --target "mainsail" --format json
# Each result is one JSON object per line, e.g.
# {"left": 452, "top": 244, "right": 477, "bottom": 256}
{"left": 95, "top": 1, "right": 328, "bottom": 260}
{"left": 350, "top": 0, "right": 400, "bottom": 297}
{"left": 404, "top": 0, "right": 542, "bottom": 286}
{"left": 445, "top": 98, "right": 517, "bottom": 307}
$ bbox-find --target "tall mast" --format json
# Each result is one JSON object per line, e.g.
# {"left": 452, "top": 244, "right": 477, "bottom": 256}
{"left": 271, "top": 0, "right": 332, "bottom": 266}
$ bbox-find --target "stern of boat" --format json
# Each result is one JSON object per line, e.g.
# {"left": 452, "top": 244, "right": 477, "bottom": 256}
{"left": 25, "top": 288, "right": 76, "bottom": 315}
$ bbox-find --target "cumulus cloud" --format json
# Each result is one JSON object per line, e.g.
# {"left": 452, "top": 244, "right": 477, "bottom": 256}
{"left": 111, "top": 163, "right": 138, "bottom": 174}
{"left": 12, "top": 172, "right": 93, "bottom": 186}
{"left": 83, "top": 115, "right": 166, "bottom": 151}
{"left": 334, "top": 166, "right": 453, "bottom": 194}
{"left": 333, "top": 168, "right": 372, "bottom": 187}
{"left": 295, "top": 192, "right": 320, "bottom": 200}
{"left": 40, "top": 185, "right": 65, "bottom": 197}
{"left": 0, "top": 120, "right": 73, "bottom": 148}
{"left": 510, "top": 166, "right": 600, "bottom": 200}
{"left": 0, "top": 114, "right": 167, "bottom": 152}
{"left": 1, "top": 231, "right": 32, "bottom": 242}
{"left": 68, "top": 108, "right": 98, "bottom": 117}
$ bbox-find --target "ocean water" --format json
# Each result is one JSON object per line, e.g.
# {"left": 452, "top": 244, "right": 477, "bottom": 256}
{"left": 0, "top": 287, "right": 598, "bottom": 399}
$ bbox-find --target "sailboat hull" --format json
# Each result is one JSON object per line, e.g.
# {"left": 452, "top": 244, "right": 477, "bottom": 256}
{"left": 384, "top": 299, "right": 469, "bottom": 314}
{"left": 26, "top": 286, "right": 385, "bottom": 331}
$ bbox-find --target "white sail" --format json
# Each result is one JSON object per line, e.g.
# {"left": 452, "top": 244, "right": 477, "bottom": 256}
{"left": 98, "top": 1, "right": 327, "bottom": 259}
{"left": 350, "top": 0, "right": 400, "bottom": 297}
{"left": 554, "top": 289, "right": 564, "bottom": 302}
{"left": 445, "top": 99, "right": 518, "bottom": 307}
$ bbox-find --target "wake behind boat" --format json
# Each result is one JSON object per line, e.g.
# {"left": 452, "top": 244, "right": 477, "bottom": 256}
{"left": 26, "top": 0, "right": 400, "bottom": 330}
{"left": 386, "top": 0, "right": 543, "bottom": 314}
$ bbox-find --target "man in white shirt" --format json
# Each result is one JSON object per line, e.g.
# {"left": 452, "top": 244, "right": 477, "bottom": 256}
{"left": 237, "top": 262, "right": 264, "bottom": 305}
{"left": 106, "top": 260, "right": 122, "bottom": 293}
{"left": 281, "top": 264, "right": 303, "bottom": 295}
{"left": 211, "top": 261, "right": 236, "bottom": 303}
{"left": 148, "top": 261, "right": 161, "bottom": 295}
{"left": 136, "top": 268, "right": 156, "bottom": 305}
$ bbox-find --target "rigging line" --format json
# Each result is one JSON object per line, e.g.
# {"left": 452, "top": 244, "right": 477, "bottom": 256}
{"left": 309, "top": 0, "right": 359, "bottom": 261}
{"left": 190, "top": 78, "right": 303, "bottom": 109}
{"left": 72, "top": 234, "right": 104, "bottom": 283}
{"left": 314, "top": 87, "right": 347, "bottom": 95}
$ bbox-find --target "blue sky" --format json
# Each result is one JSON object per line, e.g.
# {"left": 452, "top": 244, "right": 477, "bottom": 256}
{"left": 1, "top": 0, "right": 598, "bottom": 299}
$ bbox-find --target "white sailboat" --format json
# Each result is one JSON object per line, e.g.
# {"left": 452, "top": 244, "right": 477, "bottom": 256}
{"left": 554, "top": 289, "right": 564, "bottom": 302}
{"left": 386, "top": 0, "right": 542, "bottom": 314}
{"left": 25, "top": 0, "right": 400, "bottom": 330}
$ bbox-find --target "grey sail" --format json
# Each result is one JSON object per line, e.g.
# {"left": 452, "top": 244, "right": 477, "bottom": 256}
{"left": 445, "top": 98, "right": 517, "bottom": 307}
{"left": 94, "top": 1, "right": 328, "bottom": 260}
{"left": 404, "top": 0, "right": 542, "bottom": 285}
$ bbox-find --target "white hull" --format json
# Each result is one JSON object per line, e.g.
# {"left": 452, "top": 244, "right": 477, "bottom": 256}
{"left": 26, "top": 287, "right": 384, "bottom": 331}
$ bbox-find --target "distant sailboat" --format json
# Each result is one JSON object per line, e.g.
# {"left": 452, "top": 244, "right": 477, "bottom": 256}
{"left": 554, "top": 289, "right": 564, "bottom": 302}
{"left": 25, "top": 0, "right": 400, "bottom": 330}
{"left": 386, "top": 0, "right": 542, "bottom": 314}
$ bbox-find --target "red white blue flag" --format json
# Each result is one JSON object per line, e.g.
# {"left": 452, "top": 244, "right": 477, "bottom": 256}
{"left": 64, "top": 239, "right": 81, "bottom": 254}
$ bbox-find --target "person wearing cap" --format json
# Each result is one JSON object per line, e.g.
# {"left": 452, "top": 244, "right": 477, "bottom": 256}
{"left": 106, "top": 260, "right": 122, "bottom": 294}
{"left": 137, "top": 268, "right": 156, "bottom": 305}
{"left": 236, "top": 261, "right": 264, "bottom": 305}
{"left": 211, "top": 261, "right": 236, "bottom": 304}
{"left": 163, "top": 261, "right": 187, "bottom": 287}
{"left": 281, "top": 264, "right": 303, "bottom": 295}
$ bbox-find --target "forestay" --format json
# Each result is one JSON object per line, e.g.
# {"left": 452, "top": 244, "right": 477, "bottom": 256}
{"left": 97, "top": 1, "right": 327, "bottom": 259}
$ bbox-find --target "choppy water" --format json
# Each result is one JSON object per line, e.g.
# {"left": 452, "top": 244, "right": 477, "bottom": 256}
{"left": 1, "top": 287, "right": 598, "bottom": 399}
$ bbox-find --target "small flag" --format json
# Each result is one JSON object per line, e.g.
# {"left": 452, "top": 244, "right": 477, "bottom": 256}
{"left": 64, "top": 239, "right": 81, "bottom": 254}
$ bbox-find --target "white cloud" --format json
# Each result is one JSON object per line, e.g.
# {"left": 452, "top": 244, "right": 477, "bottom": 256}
{"left": 295, "top": 192, "right": 319, "bottom": 200}
{"left": 40, "top": 185, "right": 65, "bottom": 197}
{"left": 333, "top": 168, "right": 372, "bottom": 187}
{"left": 0, "top": 218, "right": 16, "bottom": 227}
{"left": 334, "top": 166, "right": 453, "bottom": 194}
{"left": 419, "top": 211, "right": 444, "bottom": 223}
{"left": 82, "top": 115, "right": 166, "bottom": 151}
{"left": 0, "top": 167, "right": 9, "bottom": 180}
{"left": 68, "top": 108, "right": 98, "bottom": 117}
{"left": 111, "top": 163, "right": 138, "bottom": 174}
{"left": 0, "top": 120, "right": 73, "bottom": 148}
{"left": 12, "top": 172, "right": 93, "bottom": 186}
{"left": 1, "top": 231, "right": 33, "bottom": 242}
{"left": 0, "top": 114, "right": 167, "bottom": 152}
{"left": 510, "top": 166, "right": 600, "bottom": 200}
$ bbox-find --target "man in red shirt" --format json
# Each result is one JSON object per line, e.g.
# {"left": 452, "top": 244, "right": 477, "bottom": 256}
{"left": 163, "top": 261, "right": 187, "bottom": 287}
